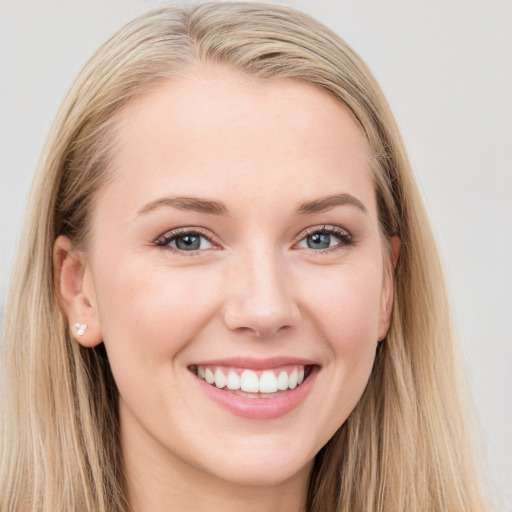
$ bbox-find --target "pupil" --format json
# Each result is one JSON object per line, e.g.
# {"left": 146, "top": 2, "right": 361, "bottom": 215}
{"left": 176, "top": 235, "right": 200, "bottom": 250}
{"left": 307, "top": 233, "right": 330, "bottom": 249}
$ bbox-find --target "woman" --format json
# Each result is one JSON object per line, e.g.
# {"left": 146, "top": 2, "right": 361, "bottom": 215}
{"left": 0, "top": 2, "right": 491, "bottom": 511}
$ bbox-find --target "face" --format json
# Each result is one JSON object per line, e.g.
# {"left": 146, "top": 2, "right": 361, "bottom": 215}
{"left": 71, "top": 67, "right": 394, "bottom": 489}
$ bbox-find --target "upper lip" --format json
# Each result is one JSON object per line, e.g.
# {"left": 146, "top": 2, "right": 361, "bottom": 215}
{"left": 188, "top": 356, "right": 318, "bottom": 370}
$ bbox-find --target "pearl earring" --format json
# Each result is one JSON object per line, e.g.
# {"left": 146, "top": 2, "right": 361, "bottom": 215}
{"left": 74, "top": 323, "right": 87, "bottom": 336}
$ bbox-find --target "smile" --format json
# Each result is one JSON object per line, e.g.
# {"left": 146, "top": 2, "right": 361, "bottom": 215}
{"left": 189, "top": 364, "right": 311, "bottom": 397}
{"left": 188, "top": 358, "right": 318, "bottom": 419}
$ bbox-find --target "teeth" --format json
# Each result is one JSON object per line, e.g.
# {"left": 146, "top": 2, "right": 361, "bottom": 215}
{"left": 240, "top": 370, "right": 259, "bottom": 393}
{"left": 205, "top": 368, "right": 215, "bottom": 384}
{"left": 288, "top": 368, "right": 298, "bottom": 389}
{"left": 259, "top": 371, "right": 278, "bottom": 393}
{"left": 226, "top": 370, "right": 241, "bottom": 390}
{"left": 214, "top": 368, "right": 227, "bottom": 389}
{"left": 195, "top": 364, "right": 309, "bottom": 395}
{"left": 277, "top": 371, "right": 289, "bottom": 390}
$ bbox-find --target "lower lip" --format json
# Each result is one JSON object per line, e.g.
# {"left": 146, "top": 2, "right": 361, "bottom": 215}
{"left": 193, "top": 368, "right": 318, "bottom": 420}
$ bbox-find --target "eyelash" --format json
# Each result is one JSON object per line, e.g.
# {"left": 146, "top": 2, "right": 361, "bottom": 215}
{"left": 154, "top": 225, "right": 354, "bottom": 255}
{"left": 297, "top": 225, "right": 354, "bottom": 253}
{"left": 155, "top": 228, "right": 217, "bottom": 256}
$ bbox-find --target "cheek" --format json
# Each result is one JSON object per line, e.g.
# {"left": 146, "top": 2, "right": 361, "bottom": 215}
{"left": 305, "top": 261, "right": 384, "bottom": 350}
{"left": 326, "top": 273, "right": 382, "bottom": 381}
{"left": 93, "top": 256, "right": 223, "bottom": 365}
{"left": 300, "top": 262, "right": 383, "bottom": 423}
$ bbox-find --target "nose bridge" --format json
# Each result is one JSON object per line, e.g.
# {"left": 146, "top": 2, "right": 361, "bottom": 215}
{"left": 224, "top": 244, "right": 300, "bottom": 337}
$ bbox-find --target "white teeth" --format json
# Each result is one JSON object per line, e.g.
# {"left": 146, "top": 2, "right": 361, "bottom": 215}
{"left": 240, "top": 370, "right": 259, "bottom": 393}
{"left": 288, "top": 368, "right": 298, "bottom": 389}
{"left": 259, "top": 371, "right": 278, "bottom": 393}
{"left": 214, "top": 368, "right": 227, "bottom": 389}
{"left": 196, "top": 365, "right": 309, "bottom": 394}
{"left": 226, "top": 370, "right": 241, "bottom": 390}
{"left": 205, "top": 368, "right": 215, "bottom": 384}
{"left": 277, "top": 371, "right": 289, "bottom": 391}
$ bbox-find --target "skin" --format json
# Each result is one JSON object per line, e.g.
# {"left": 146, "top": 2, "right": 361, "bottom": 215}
{"left": 55, "top": 66, "right": 397, "bottom": 512}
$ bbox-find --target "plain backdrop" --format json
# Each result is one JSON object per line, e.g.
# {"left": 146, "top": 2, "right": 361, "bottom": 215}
{"left": 1, "top": 0, "right": 511, "bottom": 508}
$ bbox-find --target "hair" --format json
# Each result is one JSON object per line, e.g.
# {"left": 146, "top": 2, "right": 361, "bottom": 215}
{"left": 0, "top": 2, "right": 491, "bottom": 511}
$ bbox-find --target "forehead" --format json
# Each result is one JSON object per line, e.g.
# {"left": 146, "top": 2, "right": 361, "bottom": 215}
{"left": 97, "top": 66, "right": 376, "bottom": 221}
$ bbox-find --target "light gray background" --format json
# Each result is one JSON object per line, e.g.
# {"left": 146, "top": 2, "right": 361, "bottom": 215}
{"left": 1, "top": 0, "right": 511, "bottom": 508}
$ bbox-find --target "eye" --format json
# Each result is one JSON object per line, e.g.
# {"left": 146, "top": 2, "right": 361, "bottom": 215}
{"left": 156, "top": 229, "right": 216, "bottom": 252}
{"left": 295, "top": 226, "right": 353, "bottom": 251}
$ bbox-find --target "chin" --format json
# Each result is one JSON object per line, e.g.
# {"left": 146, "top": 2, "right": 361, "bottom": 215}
{"left": 209, "top": 456, "right": 314, "bottom": 488}
{"left": 189, "top": 432, "right": 319, "bottom": 488}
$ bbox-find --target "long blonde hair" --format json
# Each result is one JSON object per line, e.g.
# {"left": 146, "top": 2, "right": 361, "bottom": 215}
{"left": 1, "top": 2, "right": 490, "bottom": 511}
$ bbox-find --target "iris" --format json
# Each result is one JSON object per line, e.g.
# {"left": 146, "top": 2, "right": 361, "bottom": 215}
{"left": 306, "top": 233, "right": 331, "bottom": 249}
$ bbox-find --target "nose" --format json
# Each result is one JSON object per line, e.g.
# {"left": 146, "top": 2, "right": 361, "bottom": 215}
{"left": 223, "top": 249, "right": 301, "bottom": 338}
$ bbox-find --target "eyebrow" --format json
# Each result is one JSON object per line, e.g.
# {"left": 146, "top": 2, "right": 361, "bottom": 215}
{"left": 137, "top": 196, "right": 228, "bottom": 216}
{"left": 136, "top": 192, "right": 367, "bottom": 217}
{"left": 294, "top": 193, "right": 368, "bottom": 215}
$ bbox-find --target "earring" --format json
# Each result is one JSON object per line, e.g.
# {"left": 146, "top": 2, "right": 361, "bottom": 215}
{"left": 74, "top": 323, "right": 87, "bottom": 336}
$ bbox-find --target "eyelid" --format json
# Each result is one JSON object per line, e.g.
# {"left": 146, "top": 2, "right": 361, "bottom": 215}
{"left": 154, "top": 227, "right": 221, "bottom": 253}
{"left": 293, "top": 224, "right": 354, "bottom": 251}
{"left": 298, "top": 224, "right": 351, "bottom": 238}
{"left": 153, "top": 224, "right": 354, "bottom": 255}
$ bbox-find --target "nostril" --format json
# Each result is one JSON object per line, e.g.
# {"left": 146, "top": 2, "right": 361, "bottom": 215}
{"left": 223, "top": 302, "right": 301, "bottom": 338}
{"left": 234, "top": 323, "right": 294, "bottom": 339}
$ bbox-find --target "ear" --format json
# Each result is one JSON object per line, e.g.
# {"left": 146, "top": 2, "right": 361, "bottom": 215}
{"left": 53, "top": 235, "right": 102, "bottom": 347}
{"left": 377, "top": 236, "right": 400, "bottom": 341}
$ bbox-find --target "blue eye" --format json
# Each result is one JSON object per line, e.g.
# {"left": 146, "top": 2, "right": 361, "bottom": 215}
{"left": 296, "top": 227, "right": 352, "bottom": 251}
{"left": 156, "top": 230, "right": 215, "bottom": 252}
{"left": 305, "top": 232, "right": 332, "bottom": 249}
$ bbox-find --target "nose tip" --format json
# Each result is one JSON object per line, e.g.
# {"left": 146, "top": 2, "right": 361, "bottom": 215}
{"left": 224, "top": 301, "right": 301, "bottom": 338}
{"left": 223, "top": 257, "right": 301, "bottom": 338}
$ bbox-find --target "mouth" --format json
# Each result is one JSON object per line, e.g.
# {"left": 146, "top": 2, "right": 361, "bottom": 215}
{"left": 188, "top": 363, "right": 313, "bottom": 399}
{"left": 187, "top": 358, "right": 319, "bottom": 419}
